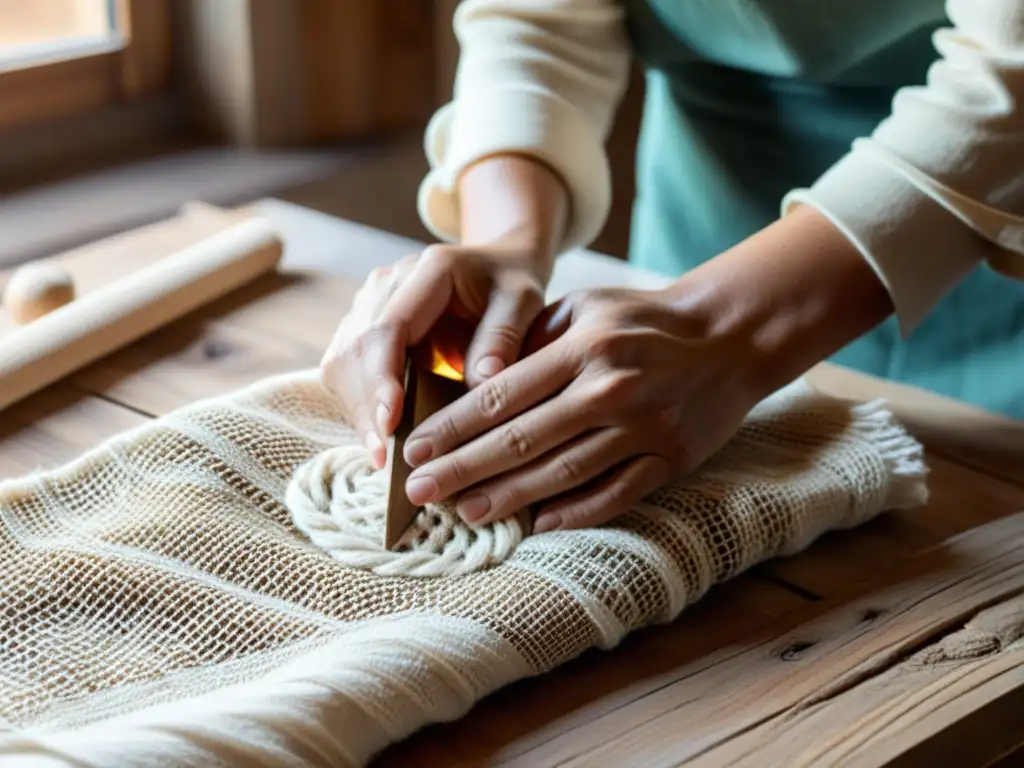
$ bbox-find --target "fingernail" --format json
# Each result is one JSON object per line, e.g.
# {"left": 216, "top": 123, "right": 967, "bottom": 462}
{"left": 533, "top": 513, "right": 561, "bottom": 534}
{"left": 404, "top": 438, "right": 433, "bottom": 467}
{"left": 475, "top": 356, "right": 504, "bottom": 378}
{"left": 406, "top": 475, "right": 439, "bottom": 505}
{"left": 376, "top": 403, "right": 391, "bottom": 434}
{"left": 458, "top": 494, "right": 491, "bottom": 523}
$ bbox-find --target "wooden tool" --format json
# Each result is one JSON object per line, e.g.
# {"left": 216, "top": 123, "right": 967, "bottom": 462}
{"left": 383, "top": 345, "right": 468, "bottom": 549}
{"left": 0, "top": 217, "right": 283, "bottom": 414}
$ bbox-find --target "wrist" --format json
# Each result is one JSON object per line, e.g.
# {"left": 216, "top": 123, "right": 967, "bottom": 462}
{"left": 457, "top": 154, "right": 569, "bottom": 284}
{"left": 660, "top": 205, "right": 895, "bottom": 399}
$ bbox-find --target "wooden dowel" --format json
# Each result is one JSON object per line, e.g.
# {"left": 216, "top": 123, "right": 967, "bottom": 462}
{"left": 0, "top": 217, "right": 283, "bottom": 414}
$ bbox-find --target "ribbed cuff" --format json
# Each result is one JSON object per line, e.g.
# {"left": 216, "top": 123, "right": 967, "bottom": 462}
{"left": 417, "top": 86, "right": 612, "bottom": 254}
{"left": 783, "top": 142, "right": 984, "bottom": 336}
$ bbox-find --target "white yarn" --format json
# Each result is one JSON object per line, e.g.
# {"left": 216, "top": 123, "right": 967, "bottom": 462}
{"left": 285, "top": 445, "right": 530, "bottom": 577}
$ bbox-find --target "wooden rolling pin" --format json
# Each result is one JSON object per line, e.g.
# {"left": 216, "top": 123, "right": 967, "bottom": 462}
{"left": 0, "top": 216, "right": 283, "bottom": 413}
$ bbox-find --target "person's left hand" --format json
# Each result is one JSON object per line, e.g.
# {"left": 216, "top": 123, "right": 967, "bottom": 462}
{"left": 399, "top": 286, "right": 771, "bottom": 533}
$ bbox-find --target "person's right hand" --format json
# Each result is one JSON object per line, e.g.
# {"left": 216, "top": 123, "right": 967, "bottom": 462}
{"left": 319, "top": 242, "right": 551, "bottom": 470}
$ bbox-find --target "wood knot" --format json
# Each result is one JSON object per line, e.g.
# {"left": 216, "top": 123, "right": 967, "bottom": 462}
{"left": 202, "top": 339, "right": 234, "bottom": 361}
{"left": 860, "top": 607, "right": 884, "bottom": 624}
{"left": 780, "top": 641, "right": 815, "bottom": 661}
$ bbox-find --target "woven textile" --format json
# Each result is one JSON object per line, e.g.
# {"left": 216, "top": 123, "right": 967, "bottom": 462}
{"left": 0, "top": 371, "right": 927, "bottom": 766}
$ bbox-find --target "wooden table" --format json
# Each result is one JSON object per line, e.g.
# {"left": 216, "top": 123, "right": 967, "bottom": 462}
{"left": 3, "top": 200, "right": 1023, "bottom": 767}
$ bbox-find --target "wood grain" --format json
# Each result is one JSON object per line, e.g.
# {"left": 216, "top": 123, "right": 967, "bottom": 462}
{"left": 484, "top": 514, "right": 1024, "bottom": 768}
{"left": 69, "top": 269, "right": 352, "bottom": 414}
{"left": 0, "top": 384, "right": 146, "bottom": 477}
{"left": 301, "top": 0, "right": 435, "bottom": 140}
{"left": 180, "top": 0, "right": 435, "bottom": 146}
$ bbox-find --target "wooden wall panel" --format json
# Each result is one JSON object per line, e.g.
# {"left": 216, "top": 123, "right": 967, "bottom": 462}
{"left": 301, "top": 0, "right": 435, "bottom": 140}
{"left": 180, "top": 0, "right": 435, "bottom": 146}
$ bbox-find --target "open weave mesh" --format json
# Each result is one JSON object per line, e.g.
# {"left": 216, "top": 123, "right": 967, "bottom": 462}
{"left": 0, "top": 371, "right": 927, "bottom": 767}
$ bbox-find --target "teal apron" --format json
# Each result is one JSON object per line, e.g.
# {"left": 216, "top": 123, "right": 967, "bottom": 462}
{"left": 623, "top": 0, "right": 1024, "bottom": 418}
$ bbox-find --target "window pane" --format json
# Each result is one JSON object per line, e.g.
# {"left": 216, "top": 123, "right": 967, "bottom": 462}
{"left": 0, "top": 0, "right": 114, "bottom": 65}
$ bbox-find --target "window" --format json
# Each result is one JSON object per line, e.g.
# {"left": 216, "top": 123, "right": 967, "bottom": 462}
{"left": 0, "top": 0, "right": 172, "bottom": 133}
{"left": 0, "top": 0, "right": 116, "bottom": 66}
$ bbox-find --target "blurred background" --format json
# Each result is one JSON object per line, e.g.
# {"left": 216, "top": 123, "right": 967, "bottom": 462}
{"left": 0, "top": 0, "right": 644, "bottom": 268}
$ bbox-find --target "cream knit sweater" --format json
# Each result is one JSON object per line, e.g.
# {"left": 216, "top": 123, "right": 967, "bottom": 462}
{"left": 417, "top": 0, "right": 1024, "bottom": 334}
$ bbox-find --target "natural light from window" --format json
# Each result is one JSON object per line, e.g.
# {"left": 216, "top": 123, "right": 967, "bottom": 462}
{"left": 0, "top": 0, "right": 118, "bottom": 68}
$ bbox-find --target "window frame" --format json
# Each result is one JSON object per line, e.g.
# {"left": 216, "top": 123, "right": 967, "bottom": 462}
{"left": 0, "top": 0, "right": 173, "bottom": 134}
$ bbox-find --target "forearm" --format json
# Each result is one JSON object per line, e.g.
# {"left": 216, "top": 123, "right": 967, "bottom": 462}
{"left": 665, "top": 205, "right": 895, "bottom": 398}
{"left": 417, "top": 0, "right": 629, "bottom": 254}
{"left": 457, "top": 154, "right": 569, "bottom": 282}
{"left": 783, "top": 0, "right": 1024, "bottom": 334}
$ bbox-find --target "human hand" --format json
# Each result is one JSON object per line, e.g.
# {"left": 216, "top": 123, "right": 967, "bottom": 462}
{"left": 319, "top": 242, "right": 551, "bottom": 469}
{"left": 399, "top": 286, "right": 772, "bottom": 533}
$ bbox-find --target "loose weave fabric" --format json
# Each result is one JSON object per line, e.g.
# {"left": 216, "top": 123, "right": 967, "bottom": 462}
{"left": 0, "top": 370, "right": 928, "bottom": 767}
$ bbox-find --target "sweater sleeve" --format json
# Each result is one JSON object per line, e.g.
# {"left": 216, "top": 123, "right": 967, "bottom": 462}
{"left": 417, "top": 0, "right": 631, "bottom": 253}
{"left": 783, "top": 0, "right": 1024, "bottom": 335}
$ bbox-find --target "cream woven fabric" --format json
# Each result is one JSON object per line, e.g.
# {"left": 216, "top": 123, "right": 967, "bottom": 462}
{"left": 0, "top": 370, "right": 928, "bottom": 767}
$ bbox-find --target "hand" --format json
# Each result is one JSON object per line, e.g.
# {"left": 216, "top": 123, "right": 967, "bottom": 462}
{"left": 400, "top": 286, "right": 771, "bottom": 533}
{"left": 319, "top": 242, "right": 551, "bottom": 469}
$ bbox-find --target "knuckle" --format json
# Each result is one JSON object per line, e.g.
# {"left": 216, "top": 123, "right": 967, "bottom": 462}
{"left": 430, "top": 411, "right": 466, "bottom": 454}
{"left": 358, "top": 321, "right": 400, "bottom": 354}
{"left": 445, "top": 454, "right": 470, "bottom": 484}
{"left": 599, "top": 370, "right": 644, "bottom": 408}
{"left": 582, "top": 330, "right": 615, "bottom": 362}
{"left": 484, "top": 323, "right": 523, "bottom": 352}
{"left": 435, "top": 411, "right": 462, "bottom": 445}
{"left": 580, "top": 328, "right": 632, "bottom": 367}
{"left": 347, "top": 331, "right": 369, "bottom": 360}
{"left": 477, "top": 377, "right": 510, "bottom": 418}
{"left": 501, "top": 423, "right": 532, "bottom": 459}
{"left": 552, "top": 452, "right": 583, "bottom": 485}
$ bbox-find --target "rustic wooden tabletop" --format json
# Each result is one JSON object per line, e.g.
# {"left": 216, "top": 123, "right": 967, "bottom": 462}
{"left": 2, "top": 201, "right": 1023, "bottom": 767}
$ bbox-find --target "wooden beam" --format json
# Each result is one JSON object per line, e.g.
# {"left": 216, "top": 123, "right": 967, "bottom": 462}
{"left": 117, "top": 0, "right": 174, "bottom": 99}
